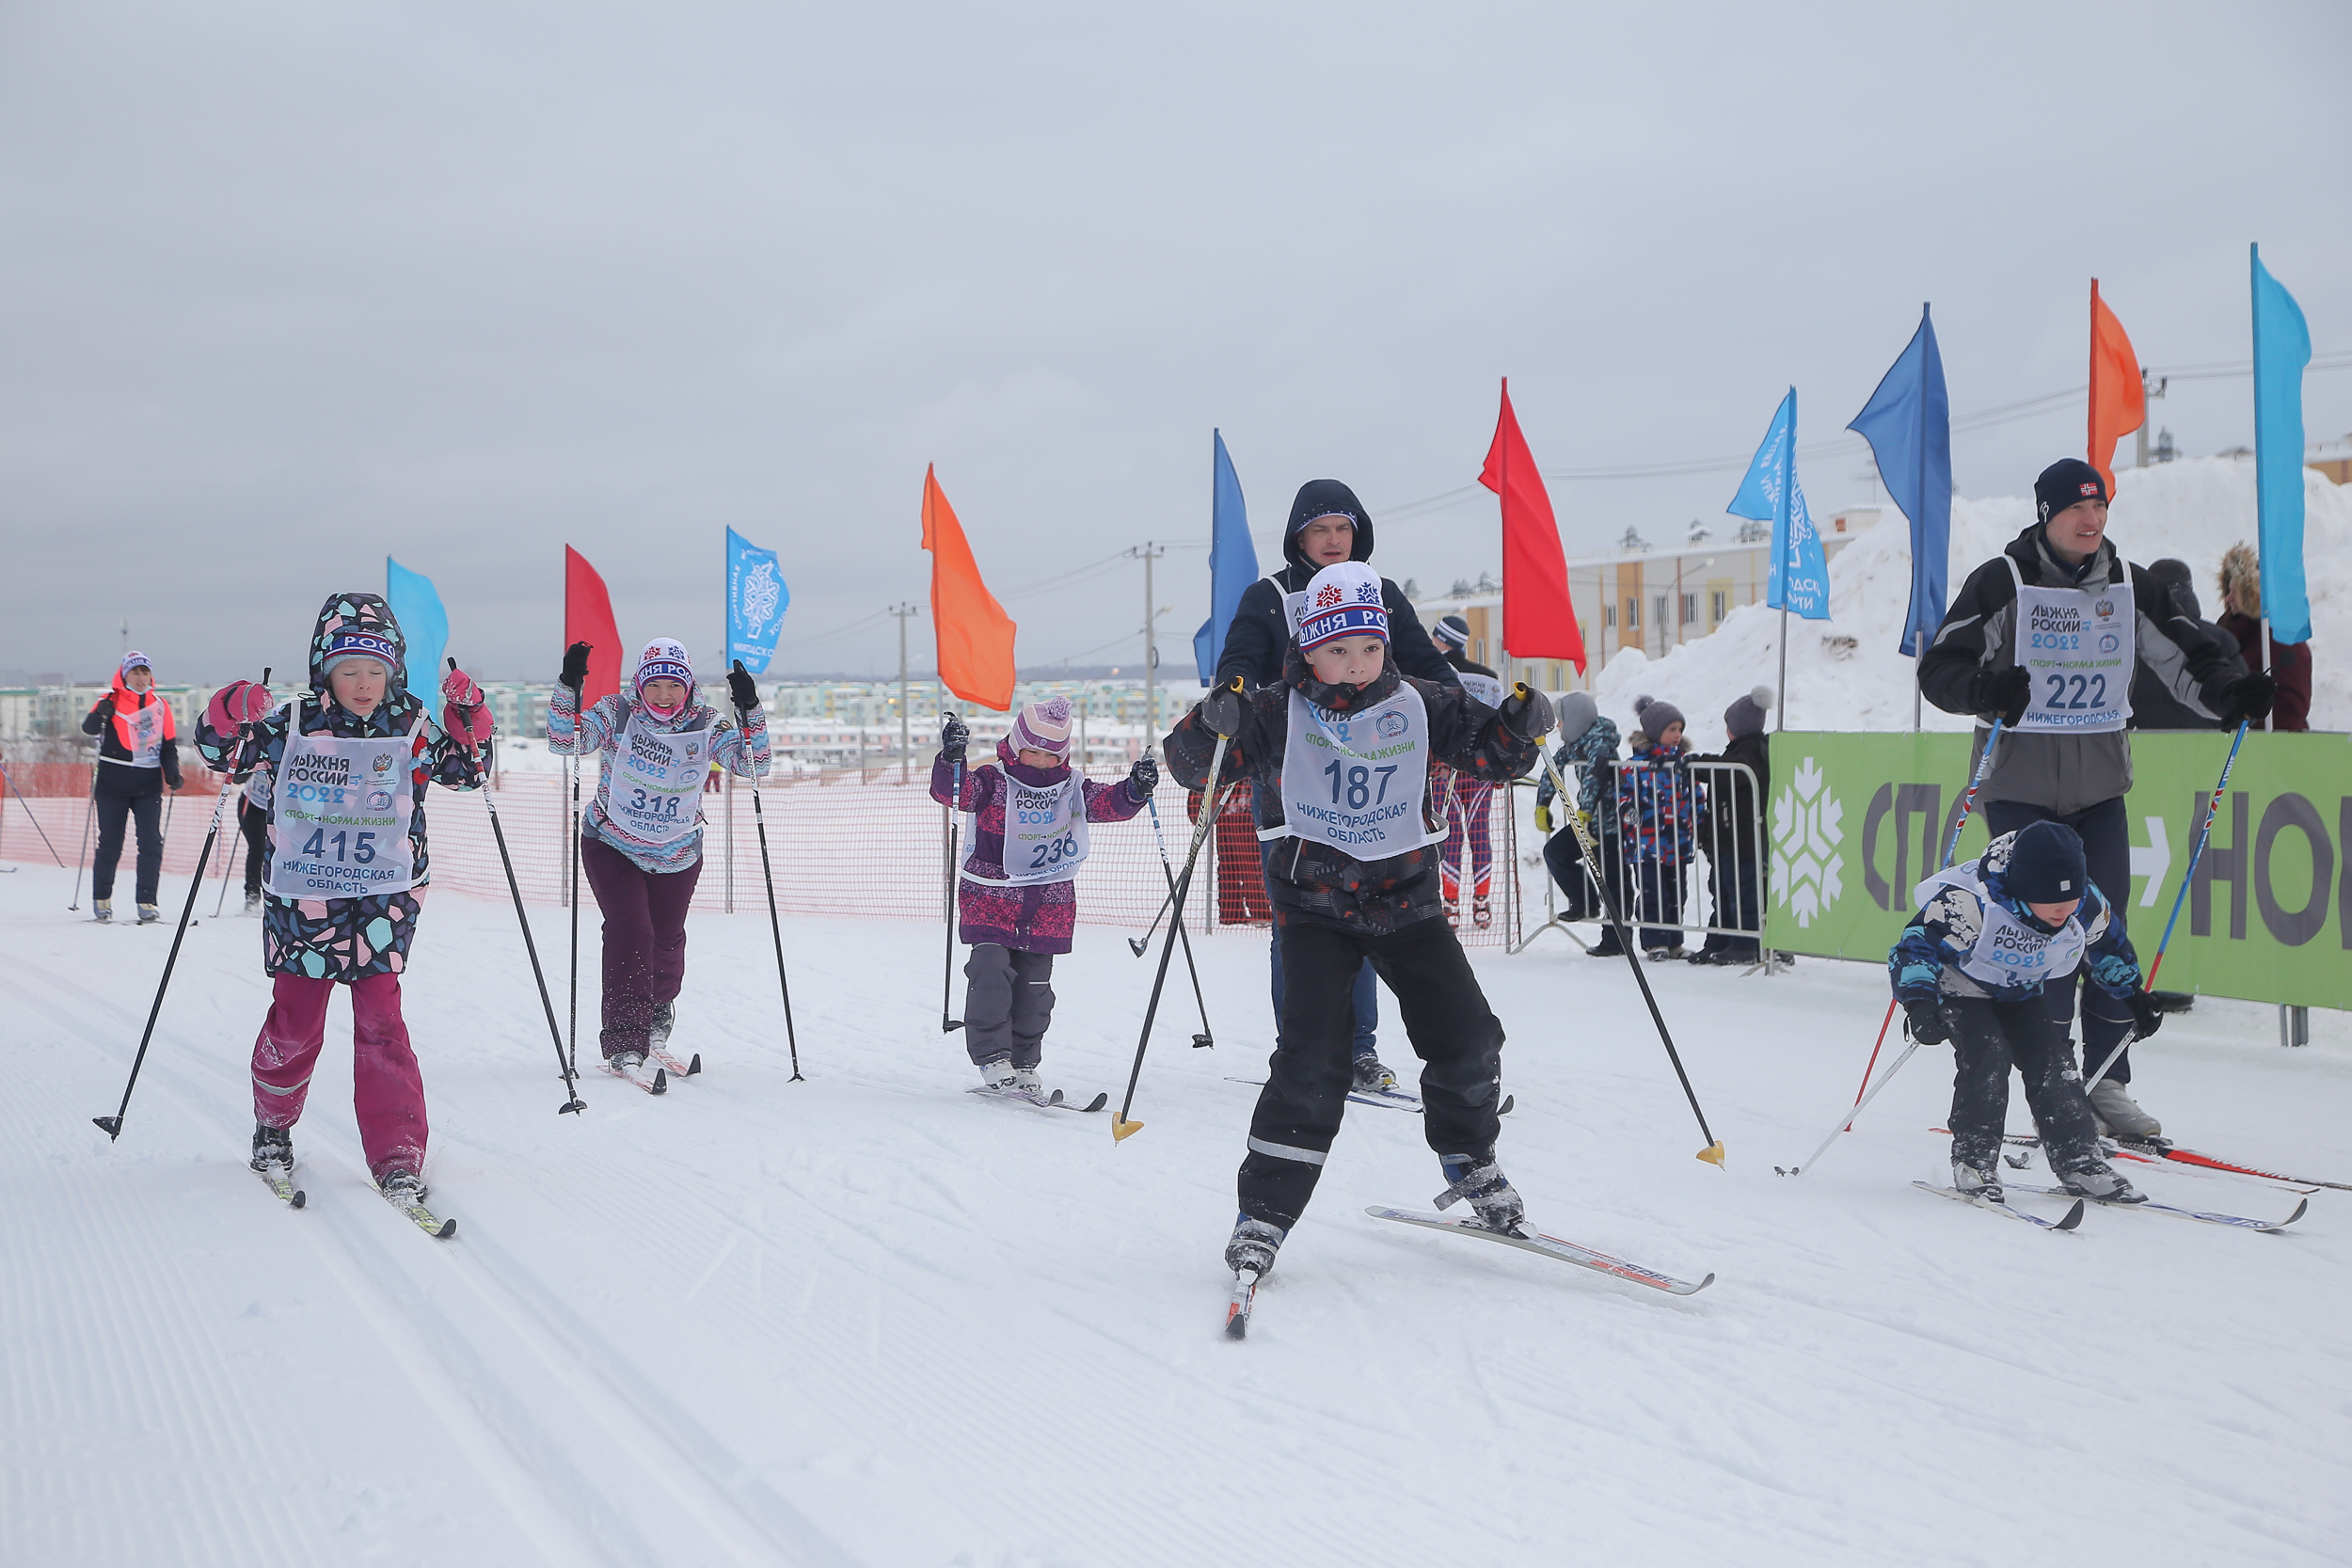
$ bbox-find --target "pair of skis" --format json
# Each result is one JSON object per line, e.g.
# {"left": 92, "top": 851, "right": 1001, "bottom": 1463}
{"left": 967, "top": 1084, "right": 1110, "bottom": 1114}
{"left": 1224, "top": 1205, "right": 1715, "bottom": 1339}
{"left": 1225, "top": 1076, "right": 1517, "bottom": 1117}
{"left": 597, "top": 1045, "right": 703, "bottom": 1096}
{"left": 1929, "top": 1128, "right": 2317, "bottom": 1231}
{"left": 251, "top": 1161, "right": 455, "bottom": 1239}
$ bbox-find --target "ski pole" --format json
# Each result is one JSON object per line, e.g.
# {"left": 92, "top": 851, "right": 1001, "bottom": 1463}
{"left": 213, "top": 803, "right": 237, "bottom": 921}
{"left": 1539, "top": 746, "right": 1723, "bottom": 1166}
{"left": 2082, "top": 720, "right": 2249, "bottom": 1097}
{"left": 732, "top": 662, "right": 802, "bottom": 1081}
{"left": 1142, "top": 791, "right": 1214, "bottom": 1048}
{"left": 1777, "top": 1036, "right": 1925, "bottom": 1178}
{"left": 1114, "top": 723, "right": 1231, "bottom": 1141}
{"left": 1846, "top": 718, "right": 2009, "bottom": 1122}
{"left": 567, "top": 739, "right": 583, "bottom": 1084}
{"left": 92, "top": 784, "right": 230, "bottom": 1140}
{"left": 1127, "top": 782, "right": 1232, "bottom": 957}
{"left": 69, "top": 746, "right": 97, "bottom": 910}
{"left": 0, "top": 759, "right": 68, "bottom": 867}
{"left": 464, "top": 662, "right": 584, "bottom": 1114}
{"left": 941, "top": 736, "right": 964, "bottom": 1034}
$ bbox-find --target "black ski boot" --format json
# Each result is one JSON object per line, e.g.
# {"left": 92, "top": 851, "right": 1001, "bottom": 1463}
{"left": 2058, "top": 1160, "right": 2147, "bottom": 1204}
{"left": 1437, "top": 1153, "right": 1526, "bottom": 1233}
{"left": 1952, "top": 1158, "right": 2004, "bottom": 1204}
{"left": 1352, "top": 1054, "right": 1398, "bottom": 1093}
{"left": 1224, "top": 1214, "right": 1286, "bottom": 1276}
{"left": 250, "top": 1123, "right": 293, "bottom": 1173}
{"left": 650, "top": 1002, "right": 675, "bottom": 1052}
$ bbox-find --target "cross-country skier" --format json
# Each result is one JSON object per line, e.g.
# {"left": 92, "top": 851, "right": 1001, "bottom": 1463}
{"left": 1428, "top": 613, "right": 1507, "bottom": 929}
{"left": 81, "top": 651, "right": 183, "bottom": 924}
{"left": 1918, "top": 458, "right": 2272, "bottom": 1139}
{"left": 195, "top": 594, "right": 493, "bottom": 1205}
{"left": 549, "top": 638, "right": 771, "bottom": 1079}
{"left": 932, "top": 696, "right": 1154, "bottom": 1100}
{"left": 1166, "top": 560, "right": 1553, "bottom": 1277}
{"left": 1891, "top": 820, "right": 2159, "bottom": 1205}
{"left": 1213, "top": 481, "right": 1456, "bottom": 1095}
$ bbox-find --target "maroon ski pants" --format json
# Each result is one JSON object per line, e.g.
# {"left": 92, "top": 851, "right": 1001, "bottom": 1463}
{"left": 251, "top": 972, "right": 427, "bottom": 1181}
{"left": 580, "top": 834, "right": 703, "bottom": 1060}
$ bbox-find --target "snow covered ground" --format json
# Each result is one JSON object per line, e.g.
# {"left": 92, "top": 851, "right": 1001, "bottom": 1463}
{"left": 6, "top": 860, "right": 2350, "bottom": 1566}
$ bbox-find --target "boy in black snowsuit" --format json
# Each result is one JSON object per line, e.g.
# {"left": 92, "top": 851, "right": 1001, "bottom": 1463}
{"left": 1689, "top": 685, "right": 1772, "bottom": 964}
{"left": 1165, "top": 562, "right": 1553, "bottom": 1276}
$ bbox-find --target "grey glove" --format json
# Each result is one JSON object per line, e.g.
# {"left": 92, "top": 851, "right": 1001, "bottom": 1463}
{"left": 1498, "top": 683, "right": 1555, "bottom": 740}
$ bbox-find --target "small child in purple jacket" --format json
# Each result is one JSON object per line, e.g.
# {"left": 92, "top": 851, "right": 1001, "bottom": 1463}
{"left": 930, "top": 697, "right": 1156, "bottom": 1100}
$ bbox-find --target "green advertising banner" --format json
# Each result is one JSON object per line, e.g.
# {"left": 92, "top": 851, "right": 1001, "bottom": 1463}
{"left": 1764, "top": 729, "right": 2352, "bottom": 1011}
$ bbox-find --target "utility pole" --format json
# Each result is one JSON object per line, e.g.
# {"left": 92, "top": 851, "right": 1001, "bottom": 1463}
{"left": 2136, "top": 370, "right": 2169, "bottom": 467}
{"left": 890, "top": 603, "right": 919, "bottom": 784}
{"left": 1131, "top": 542, "right": 1166, "bottom": 738}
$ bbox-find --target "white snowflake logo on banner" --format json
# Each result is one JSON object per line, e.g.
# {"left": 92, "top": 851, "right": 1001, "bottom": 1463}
{"left": 739, "top": 560, "right": 783, "bottom": 635}
{"left": 1772, "top": 755, "right": 1845, "bottom": 927}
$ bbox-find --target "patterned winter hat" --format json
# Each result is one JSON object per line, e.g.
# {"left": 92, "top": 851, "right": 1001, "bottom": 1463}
{"left": 1633, "top": 693, "right": 1686, "bottom": 738}
{"left": 1011, "top": 696, "right": 1074, "bottom": 758}
{"left": 634, "top": 638, "right": 693, "bottom": 693}
{"left": 309, "top": 594, "right": 408, "bottom": 694}
{"left": 1431, "top": 613, "right": 1470, "bottom": 651}
{"left": 119, "top": 650, "right": 151, "bottom": 675}
{"left": 1294, "top": 562, "right": 1390, "bottom": 653}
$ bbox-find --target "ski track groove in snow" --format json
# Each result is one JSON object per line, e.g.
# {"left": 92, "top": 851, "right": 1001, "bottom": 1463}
{"left": 6, "top": 863, "right": 2352, "bottom": 1564}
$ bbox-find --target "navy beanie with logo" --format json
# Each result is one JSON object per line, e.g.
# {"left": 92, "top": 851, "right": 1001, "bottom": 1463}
{"left": 2005, "top": 820, "right": 2089, "bottom": 905}
{"left": 2034, "top": 458, "right": 2107, "bottom": 527}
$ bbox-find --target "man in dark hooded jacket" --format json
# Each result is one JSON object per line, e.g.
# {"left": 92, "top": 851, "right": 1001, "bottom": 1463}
{"left": 1919, "top": 459, "right": 2272, "bottom": 1140}
{"left": 2127, "top": 559, "right": 2245, "bottom": 731}
{"left": 1214, "top": 480, "right": 1455, "bottom": 1092}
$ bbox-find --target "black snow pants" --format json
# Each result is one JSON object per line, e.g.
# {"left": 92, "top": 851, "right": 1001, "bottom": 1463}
{"left": 963, "top": 943, "right": 1056, "bottom": 1069}
{"left": 1238, "top": 917, "right": 1504, "bottom": 1231}
{"left": 1943, "top": 993, "right": 2104, "bottom": 1177}
{"left": 239, "top": 798, "right": 270, "bottom": 895}
{"left": 91, "top": 792, "right": 163, "bottom": 904}
{"left": 1982, "top": 795, "right": 2136, "bottom": 1083}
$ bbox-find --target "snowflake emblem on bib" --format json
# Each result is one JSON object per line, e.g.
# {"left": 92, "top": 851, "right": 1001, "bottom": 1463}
{"left": 1770, "top": 755, "right": 1845, "bottom": 928}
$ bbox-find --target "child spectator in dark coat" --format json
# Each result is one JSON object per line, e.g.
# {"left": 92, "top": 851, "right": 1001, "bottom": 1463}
{"left": 1690, "top": 686, "right": 1772, "bottom": 964}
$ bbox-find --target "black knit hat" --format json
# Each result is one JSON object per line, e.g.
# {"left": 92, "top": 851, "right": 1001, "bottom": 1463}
{"left": 2035, "top": 458, "right": 2106, "bottom": 526}
{"left": 2005, "top": 821, "right": 2088, "bottom": 905}
{"left": 1432, "top": 613, "right": 1470, "bottom": 651}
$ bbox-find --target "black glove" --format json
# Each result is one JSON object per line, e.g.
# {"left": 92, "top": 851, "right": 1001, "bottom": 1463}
{"left": 1128, "top": 754, "right": 1159, "bottom": 795}
{"left": 1968, "top": 664, "right": 2032, "bottom": 726}
{"left": 1902, "top": 997, "right": 1952, "bottom": 1046}
{"left": 939, "top": 711, "right": 968, "bottom": 762}
{"left": 560, "top": 641, "right": 591, "bottom": 692}
{"left": 2218, "top": 673, "right": 2276, "bottom": 727}
{"left": 1199, "top": 676, "right": 1246, "bottom": 738}
{"left": 1499, "top": 682, "right": 1555, "bottom": 740}
{"left": 2124, "top": 987, "right": 2164, "bottom": 1040}
{"left": 726, "top": 660, "right": 760, "bottom": 714}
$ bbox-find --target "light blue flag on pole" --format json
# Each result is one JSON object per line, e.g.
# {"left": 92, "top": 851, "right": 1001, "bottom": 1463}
{"left": 726, "top": 527, "right": 789, "bottom": 674}
{"left": 385, "top": 557, "right": 449, "bottom": 696}
{"left": 2250, "top": 244, "right": 2312, "bottom": 645}
{"left": 1848, "top": 305, "right": 1952, "bottom": 657}
{"left": 1193, "top": 429, "right": 1262, "bottom": 683}
{"left": 1727, "top": 388, "right": 1831, "bottom": 620}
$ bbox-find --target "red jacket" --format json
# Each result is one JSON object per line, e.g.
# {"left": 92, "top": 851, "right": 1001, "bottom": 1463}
{"left": 2217, "top": 611, "right": 2312, "bottom": 732}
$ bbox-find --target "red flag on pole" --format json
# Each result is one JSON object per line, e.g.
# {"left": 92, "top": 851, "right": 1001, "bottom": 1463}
{"left": 2088, "top": 279, "right": 2144, "bottom": 501}
{"left": 564, "top": 546, "right": 624, "bottom": 709}
{"left": 921, "top": 466, "right": 1018, "bottom": 710}
{"left": 1480, "top": 379, "right": 1585, "bottom": 672}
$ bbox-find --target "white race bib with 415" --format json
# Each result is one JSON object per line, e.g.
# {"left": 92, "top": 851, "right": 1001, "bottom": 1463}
{"left": 1266, "top": 683, "right": 1441, "bottom": 858}
{"left": 266, "top": 713, "right": 418, "bottom": 900}
{"left": 2006, "top": 559, "right": 2134, "bottom": 733}
{"left": 607, "top": 713, "right": 708, "bottom": 847}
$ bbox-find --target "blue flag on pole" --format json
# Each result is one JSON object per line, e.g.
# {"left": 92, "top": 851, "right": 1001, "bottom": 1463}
{"left": 1193, "top": 429, "right": 1261, "bottom": 683}
{"left": 1848, "top": 304, "right": 1952, "bottom": 657}
{"left": 386, "top": 557, "right": 449, "bottom": 696}
{"left": 726, "top": 527, "right": 789, "bottom": 674}
{"left": 2250, "top": 244, "right": 2312, "bottom": 645}
{"left": 1728, "top": 388, "right": 1830, "bottom": 621}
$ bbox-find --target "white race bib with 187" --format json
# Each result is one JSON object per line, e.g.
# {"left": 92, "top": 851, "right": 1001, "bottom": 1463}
{"left": 2006, "top": 558, "right": 2135, "bottom": 733}
{"left": 266, "top": 711, "right": 418, "bottom": 899}
{"left": 967, "top": 774, "right": 1090, "bottom": 886}
{"left": 1265, "top": 683, "right": 1441, "bottom": 858}
{"left": 607, "top": 713, "right": 708, "bottom": 847}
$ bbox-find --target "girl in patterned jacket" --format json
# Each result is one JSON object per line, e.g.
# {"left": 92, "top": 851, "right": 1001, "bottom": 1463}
{"left": 930, "top": 696, "right": 1155, "bottom": 1100}
{"left": 549, "top": 638, "right": 771, "bottom": 1080}
{"left": 196, "top": 593, "right": 493, "bottom": 1203}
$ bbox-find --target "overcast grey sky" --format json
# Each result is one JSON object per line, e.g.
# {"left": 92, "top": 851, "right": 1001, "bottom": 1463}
{"left": 4, "top": 0, "right": 2346, "bottom": 687}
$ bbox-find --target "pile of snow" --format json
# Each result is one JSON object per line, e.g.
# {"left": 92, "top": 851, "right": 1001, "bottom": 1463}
{"left": 1590, "top": 458, "right": 2351, "bottom": 750}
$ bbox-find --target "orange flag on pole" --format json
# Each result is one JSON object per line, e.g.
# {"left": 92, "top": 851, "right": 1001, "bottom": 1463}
{"left": 1480, "top": 379, "right": 1586, "bottom": 673}
{"left": 2088, "top": 279, "right": 2144, "bottom": 500}
{"left": 921, "top": 465, "right": 1018, "bottom": 711}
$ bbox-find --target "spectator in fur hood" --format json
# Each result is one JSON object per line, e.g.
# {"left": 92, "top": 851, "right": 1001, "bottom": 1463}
{"left": 2216, "top": 543, "right": 2312, "bottom": 733}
